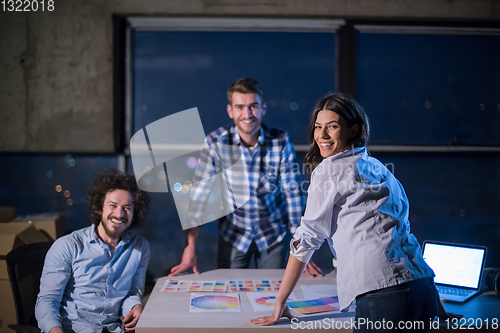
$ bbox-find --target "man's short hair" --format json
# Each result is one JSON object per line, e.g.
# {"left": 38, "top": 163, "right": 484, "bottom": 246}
{"left": 87, "top": 168, "right": 149, "bottom": 229}
{"left": 227, "top": 77, "right": 264, "bottom": 105}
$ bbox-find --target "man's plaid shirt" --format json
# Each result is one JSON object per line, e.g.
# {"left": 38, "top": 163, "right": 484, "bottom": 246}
{"left": 188, "top": 123, "right": 305, "bottom": 253}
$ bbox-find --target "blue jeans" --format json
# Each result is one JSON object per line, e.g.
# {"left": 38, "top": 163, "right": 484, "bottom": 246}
{"left": 217, "top": 237, "right": 286, "bottom": 269}
{"left": 354, "top": 277, "right": 437, "bottom": 333}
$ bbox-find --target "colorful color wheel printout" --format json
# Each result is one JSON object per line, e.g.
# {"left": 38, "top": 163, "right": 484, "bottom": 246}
{"left": 247, "top": 291, "right": 297, "bottom": 312}
{"left": 190, "top": 293, "right": 241, "bottom": 312}
{"left": 255, "top": 296, "right": 276, "bottom": 306}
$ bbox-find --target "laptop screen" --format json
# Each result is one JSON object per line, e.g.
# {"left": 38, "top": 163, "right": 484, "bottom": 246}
{"left": 422, "top": 242, "right": 486, "bottom": 289}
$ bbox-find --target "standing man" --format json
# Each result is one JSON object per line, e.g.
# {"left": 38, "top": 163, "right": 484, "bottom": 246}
{"left": 36, "top": 169, "right": 150, "bottom": 333}
{"left": 169, "top": 78, "right": 321, "bottom": 277}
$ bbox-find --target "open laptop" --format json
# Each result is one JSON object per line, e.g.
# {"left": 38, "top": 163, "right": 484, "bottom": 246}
{"left": 422, "top": 240, "right": 487, "bottom": 302}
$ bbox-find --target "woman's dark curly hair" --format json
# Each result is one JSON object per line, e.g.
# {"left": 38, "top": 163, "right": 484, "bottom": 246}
{"left": 87, "top": 168, "right": 149, "bottom": 229}
{"left": 304, "top": 93, "right": 370, "bottom": 175}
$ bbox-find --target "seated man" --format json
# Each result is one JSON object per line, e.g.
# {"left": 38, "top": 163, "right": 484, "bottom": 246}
{"left": 35, "top": 169, "right": 150, "bottom": 333}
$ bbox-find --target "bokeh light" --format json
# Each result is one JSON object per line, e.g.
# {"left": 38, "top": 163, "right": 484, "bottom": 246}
{"left": 187, "top": 157, "right": 197, "bottom": 169}
{"left": 289, "top": 102, "right": 299, "bottom": 111}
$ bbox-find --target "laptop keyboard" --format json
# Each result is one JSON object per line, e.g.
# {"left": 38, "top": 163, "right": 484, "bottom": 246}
{"left": 437, "top": 286, "right": 475, "bottom": 297}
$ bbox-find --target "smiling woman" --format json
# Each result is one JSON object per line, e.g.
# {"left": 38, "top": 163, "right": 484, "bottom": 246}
{"left": 314, "top": 110, "right": 357, "bottom": 158}
{"left": 252, "top": 94, "right": 442, "bottom": 332}
{"left": 305, "top": 93, "right": 370, "bottom": 173}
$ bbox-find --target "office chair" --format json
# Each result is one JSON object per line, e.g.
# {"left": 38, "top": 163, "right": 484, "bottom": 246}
{"left": 6, "top": 242, "right": 52, "bottom": 333}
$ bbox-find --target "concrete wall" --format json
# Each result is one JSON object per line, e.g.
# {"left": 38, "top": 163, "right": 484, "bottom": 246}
{"left": 0, "top": 0, "right": 499, "bottom": 152}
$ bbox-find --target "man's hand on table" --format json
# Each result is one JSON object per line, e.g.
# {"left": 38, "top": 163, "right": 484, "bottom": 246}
{"left": 168, "top": 244, "right": 199, "bottom": 276}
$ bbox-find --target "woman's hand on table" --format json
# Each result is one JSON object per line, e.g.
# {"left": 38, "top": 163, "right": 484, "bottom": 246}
{"left": 250, "top": 302, "right": 294, "bottom": 326}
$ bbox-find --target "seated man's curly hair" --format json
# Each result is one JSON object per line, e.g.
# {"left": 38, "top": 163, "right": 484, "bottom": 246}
{"left": 87, "top": 168, "right": 149, "bottom": 229}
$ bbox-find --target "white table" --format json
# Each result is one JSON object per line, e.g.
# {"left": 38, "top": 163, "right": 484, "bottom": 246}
{"left": 136, "top": 269, "right": 353, "bottom": 332}
{"left": 136, "top": 269, "right": 500, "bottom": 332}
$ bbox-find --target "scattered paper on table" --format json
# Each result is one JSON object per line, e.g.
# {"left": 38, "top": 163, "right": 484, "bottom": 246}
{"left": 189, "top": 293, "right": 241, "bottom": 312}
{"left": 287, "top": 296, "right": 341, "bottom": 315}
{"left": 246, "top": 291, "right": 298, "bottom": 312}
{"left": 161, "top": 280, "right": 227, "bottom": 292}
{"left": 228, "top": 279, "right": 281, "bottom": 292}
{"left": 298, "top": 285, "right": 355, "bottom": 314}
{"left": 300, "top": 284, "right": 338, "bottom": 300}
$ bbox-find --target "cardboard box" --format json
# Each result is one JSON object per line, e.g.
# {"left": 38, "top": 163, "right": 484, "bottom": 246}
{"left": 0, "top": 224, "right": 50, "bottom": 332}
{"left": 11, "top": 212, "right": 65, "bottom": 241}
{"left": 0, "top": 207, "right": 15, "bottom": 223}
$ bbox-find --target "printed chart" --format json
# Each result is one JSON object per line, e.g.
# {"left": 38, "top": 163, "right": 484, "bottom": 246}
{"left": 247, "top": 291, "right": 298, "bottom": 312}
{"left": 189, "top": 293, "right": 241, "bottom": 312}
{"left": 228, "top": 280, "right": 281, "bottom": 292}
{"left": 161, "top": 280, "right": 227, "bottom": 292}
{"left": 287, "top": 296, "right": 340, "bottom": 315}
{"left": 300, "top": 284, "right": 338, "bottom": 300}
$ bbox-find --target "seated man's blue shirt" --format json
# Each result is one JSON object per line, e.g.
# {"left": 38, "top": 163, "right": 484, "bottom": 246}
{"left": 35, "top": 225, "right": 150, "bottom": 333}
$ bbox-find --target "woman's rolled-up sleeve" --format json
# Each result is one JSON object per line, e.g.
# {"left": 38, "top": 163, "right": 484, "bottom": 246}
{"left": 291, "top": 161, "right": 340, "bottom": 262}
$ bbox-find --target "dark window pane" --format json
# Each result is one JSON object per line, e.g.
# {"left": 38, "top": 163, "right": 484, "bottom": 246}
{"left": 375, "top": 154, "right": 500, "bottom": 268}
{"left": 357, "top": 33, "right": 500, "bottom": 145}
{"left": 0, "top": 155, "right": 118, "bottom": 233}
{"left": 133, "top": 31, "right": 335, "bottom": 144}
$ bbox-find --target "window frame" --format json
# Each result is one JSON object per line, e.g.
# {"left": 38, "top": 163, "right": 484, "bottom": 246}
{"left": 118, "top": 17, "right": 500, "bottom": 155}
